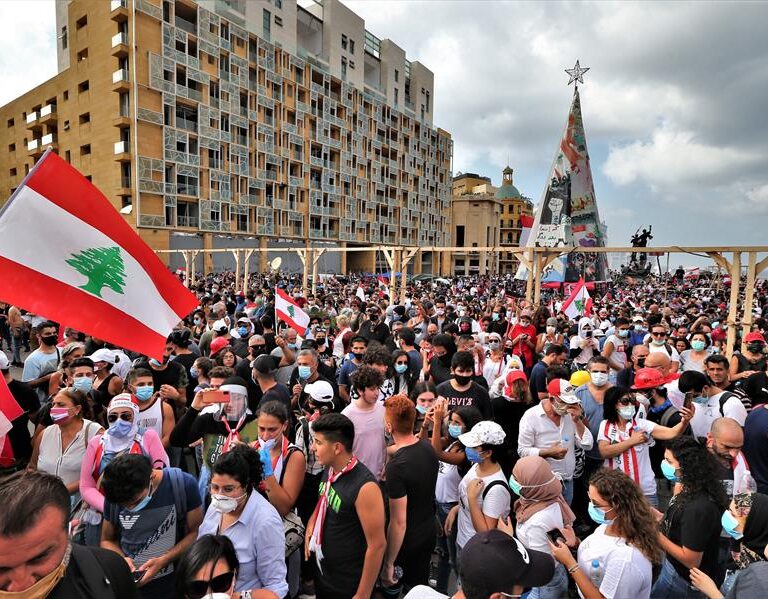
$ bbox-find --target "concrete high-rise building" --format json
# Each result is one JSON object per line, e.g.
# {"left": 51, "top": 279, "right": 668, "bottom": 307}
{"left": 0, "top": 0, "right": 452, "bottom": 273}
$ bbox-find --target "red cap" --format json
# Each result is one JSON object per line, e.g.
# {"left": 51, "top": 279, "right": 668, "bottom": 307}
{"left": 505, "top": 370, "right": 528, "bottom": 386}
{"left": 210, "top": 336, "right": 230, "bottom": 357}
{"left": 546, "top": 379, "right": 579, "bottom": 403}
{"left": 631, "top": 367, "right": 678, "bottom": 389}
{"left": 745, "top": 331, "right": 766, "bottom": 344}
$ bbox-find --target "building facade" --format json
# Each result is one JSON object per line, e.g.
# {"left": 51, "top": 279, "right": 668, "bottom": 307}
{"left": 445, "top": 167, "right": 532, "bottom": 275}
{"left": 0, "top": 0, "right": 452, "bottom": 274}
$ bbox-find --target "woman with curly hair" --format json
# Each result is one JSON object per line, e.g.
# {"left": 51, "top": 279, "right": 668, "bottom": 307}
{"left": 652, "top": 436, "right": 729, "bottom": 598}
{"left": 550, "top": 468, "right": 662, "bottom": 598}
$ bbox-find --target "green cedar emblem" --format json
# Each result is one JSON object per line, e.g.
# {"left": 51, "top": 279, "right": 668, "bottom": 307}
{"left": 574, "top": 298, "right": 584, "bottom": 315}
{"left": 65, "top": 246, "right": 127, "bottom": 298}
{"left": 287, "top": 305, "right": 296, "bottom": 318}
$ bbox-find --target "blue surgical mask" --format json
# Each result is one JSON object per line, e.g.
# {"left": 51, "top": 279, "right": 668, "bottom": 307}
{"left": 298, "top": 365, "right": 311, "bottom": 379}
{"left": 73, "top": 377, "right": 93, "bottom": 393}
{"left": 149, "top": 358, "right": 162, "bottom": 367}
{"left": 448, "top": 424, "right": 463, "bottom": 438}
{"left": 660, "top": 459, "right": 679, "bottom": 482}
{"left": 238, "top": 326, "right": 248, "bottom": 337}
{"left": 492, "top": 313, "right": 500, "bottom": 321}
{"left": 693, "top": 395, "right": 709, "bottom": 405}
{"left": 588, "top": 501, "right": 614, "bottom": 525}
{"left": 691, "top": 340, "right": 706, "bottom": 352}
{"left": 127, "top": 485, "right": 153, "bottom": 513}
{"left": 287, "top": 343, "right": 298, "bottom": 351}
{"left": 721, "top": 510, "right": 743, "bottom": 540}
{"left": 508, "top": 474, "right": 523, "bottom": 496}
{"left": 193, "top": 317, "right": 201, "bottom": 326}
{"left": 108, "top": 418, "right": 134, "bottom": 439}
{"left": 618, "top": 329, "right": 629, "bottom": 338}
{"left": 135, "top": 386, "right": 154, "bottom": 402}
{"left": 465, "top": 447, "right": 484, "bottom": 464}
{"left": 416, "top": 405, "right": 428, "bottom": 415}
{"left": 190, "top": 367, "right": 199, "bottom": 379}
{"left": 395, "top": 363, "right": 408, "bottom": 374}
{"left": 260, "top": 437, "right": 277, "bottom": 451}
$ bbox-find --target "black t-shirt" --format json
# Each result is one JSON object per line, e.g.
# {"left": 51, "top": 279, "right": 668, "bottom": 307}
{"left": 358, "top": 320, "right": 390, "bottom": 344}
{"left": 50, "top": 544, "right": 138, "bottom": 599}
{"left": 7, "top": 379, "right": 38, "bottom": 464}
{"left": 385, "top": 440, "right": 439, "bottom": 552}
{"left": 429, "top": 356, "right": 453, "bottom": 386}
{"left": 257, "top": 383, "right": 292, "bottom": 413}
{"left": 645, "top": 405, "right": 684, "bottom": 476}
{"left": 172, "top": 353, "right": 197, "bottom": 406}
{"left": 663, "top": 493, "right": 724, "bottom": 583}
{"left": 436, "top": 380, "right": 493, "bottom": 420}
{"left": 317, "top": 461, "right": 379, "bottom": 597}
{"left": 490, "top": 396, "right": 530, "bottom": 460}
{"left": 139, "top": 361, "right": 189, "bottom": 392}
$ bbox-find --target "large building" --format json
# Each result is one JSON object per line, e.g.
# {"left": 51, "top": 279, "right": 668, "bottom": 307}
{"left": 0, "top": 0, "right": 452, "bottom": 274}
{"left": 445, "top": 167, "right": 532, "bottom": 275}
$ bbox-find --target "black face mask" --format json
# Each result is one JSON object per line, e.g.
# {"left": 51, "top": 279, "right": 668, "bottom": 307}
{"left": 316, "top": 337, "right": 326, "bottom": 345}
{"left": 352, "top": 352, "right": 364, "bottom": 361}
{"left": 41, "top": 335, "right": 58, "bottom": 347}
{"left": 636, "top": 357, "right": 646, "bottom": 368}
{"left": 454, "top": 374, "right": 472, "bottom": 386}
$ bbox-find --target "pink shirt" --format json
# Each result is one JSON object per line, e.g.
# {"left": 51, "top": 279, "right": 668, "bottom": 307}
{"left": 342, "top": 401, "right": 387, "bottom": 479}
{"left": 79, "top": 429, "right": 169, "bottom": 512}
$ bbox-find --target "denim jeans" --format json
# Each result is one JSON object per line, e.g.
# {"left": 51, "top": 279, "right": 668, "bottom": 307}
{"left": 651, "top": 558, "right": 706, "bottom": 598}
{"left": 527, "top": 561, "right": 568, "bottom": 599}
{"left": 435, "top": 501, "right": 458, "bottom": 594}
{"left": 10, "top": 333, "right": 22, "bottom": 364}
{"left": 562, "top": 478, "right": 574, "bottom": 505}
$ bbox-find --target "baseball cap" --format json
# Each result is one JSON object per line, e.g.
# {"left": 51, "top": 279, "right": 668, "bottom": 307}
{"left": 212, "top": 319, "right": 229, "bottom": 333}
{"left": 745, "top": 331, "right": 766, "bottom": 344}
{"left": 547, "top": 379, "right": 580, "bottom": 404}
{"left": 460, "top": 529, "right": 555, "bottom": 592}
{"left": 304, "top": 380, "right": 335, "bottom": 404}
{"left": 251, "top": 354, "right": 280, "bottom": 374}
{"left": 0, "top": 351, "right": 8, "bottom": 370}
{"left": 210, "top": 337, "right": 230, "bottom": 357}
{"left": 236, "top": 317, "right": 251, "bottom": 325}
{"left": 504, "top": 370, "right": 527, "bottom": 397}
{"left": 88, "top": 348, "right": 116, "bottom": 364}
{"left": 459, "top": 421, "right": 506, "bottom": 448}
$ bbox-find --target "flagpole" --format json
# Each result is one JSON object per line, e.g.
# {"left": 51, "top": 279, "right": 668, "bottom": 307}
{"left": 0, "top": 148, "right": 54, "bottom": 220}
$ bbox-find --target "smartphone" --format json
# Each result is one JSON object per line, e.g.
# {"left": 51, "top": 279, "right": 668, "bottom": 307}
{"left": 546, "top": 528, "right": 566, "bottom": 545}
{"left": 585, "top": 331, "right": 593, "bottom": 338}
{"left": 683, "top": 392, "right": 693, "bottom": 411}
{"left": 132, "top": 570, "right": 146, "bottom": 583}
{"left": 201, "top": 389, "right": 231, "bottom": 404}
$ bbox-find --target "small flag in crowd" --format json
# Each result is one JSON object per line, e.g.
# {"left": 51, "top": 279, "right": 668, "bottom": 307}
{"left": 0, "top": 149, "right": 198, "bottom": 359}
{"left": 561, "top": 277, "right": 593, "bottom": 319}
{"left": 275, "top": 288, "right": 310, "bottom": 334}
{"left": 356, "top": 285, "right": 366, "bottom": 302}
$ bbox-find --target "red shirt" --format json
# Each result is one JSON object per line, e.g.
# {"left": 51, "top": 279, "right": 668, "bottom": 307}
{"left": 510, "top": 323, "right": 537, "bottom": 368}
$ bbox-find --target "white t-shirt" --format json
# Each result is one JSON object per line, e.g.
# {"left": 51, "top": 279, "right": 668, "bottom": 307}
{"left": 456, "top": 464, "right": 510, "bottom": 549}
{"left": 577, "top": 524, "right": 653, "bottom": 599}
{"left": 403, "top": 586, "right": 448, "bottom": 599}
{"left": 597, "top": 419, "right": 657, "bottom": 496}
{"left": 689, "top": 391, "right": 748, "bottom": 438}
{"left": 604, "top": 334, "right": 627, "bottom": 376}
{"left": 646, "top": 340, "right": 680, "bottom": 364}
{"left": 435, "top": 442, "right": 463, "bottom": 504}
{"left": 515, "top": 502, "right": 564, "bottom": 554}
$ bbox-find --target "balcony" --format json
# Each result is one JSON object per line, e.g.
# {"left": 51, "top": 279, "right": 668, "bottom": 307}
{"left": 110, "top": 0, "right": 128, "bottom": 21}
{"left": 114, "top": 140, "right": 130, "bottom": 160}
{"left": 27, "top": 138, "right": 40, "bottom": 155}
{"left": 177, "top": 215, "right": 199, "bottom": 228}
{"left": 25, "top": 112, "right": 39, "bottom": 128}
{"left": 174, "top": 16, "right": 196, "bottom": 35}
{"left": 111, "top": 32, "right": 129, "bottom": 57}
{"left": 39, "top": 104, "right": 57, "bottom": 125}
{"left": 112, "top": 69, "right": 130, "bottom": 92}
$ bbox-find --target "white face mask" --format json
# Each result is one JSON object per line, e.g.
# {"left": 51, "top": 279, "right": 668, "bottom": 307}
{"left": 547, "top": 326, "right": 556, "bottom": 334}
{"left": 591, "top": 372, "right": 609, "bottom": 387}
{"left": 210, "top": 492, "right": 246, "bottom": 514}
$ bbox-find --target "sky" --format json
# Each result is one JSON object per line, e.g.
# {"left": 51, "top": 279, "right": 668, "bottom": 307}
{"left": 2, "top": 0, "right": 768, "bottom": 255}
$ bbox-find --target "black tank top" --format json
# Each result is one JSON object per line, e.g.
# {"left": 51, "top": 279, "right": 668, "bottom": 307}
{"left": 93, "top": 372, "right": 119, "bottom": 408}
{"left": 736, "top": 353, "right": 767, "bottom": 374}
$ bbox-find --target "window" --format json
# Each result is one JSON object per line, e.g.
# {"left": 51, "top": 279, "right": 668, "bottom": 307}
{"left": 77, "top": 48, "right": 88, "bottom": 61}
{"left": 274, "top": 0, "right": 282, "bottom": 7}
{"left": 63, "top": 90, "right": 69, "bottom": 101}
{"left": 263, "top": 9, "right": 271, "bottom": 40}
{"left": 394, "top": 88, "right": 398, "bottom": 104}
{"left": 80, "top": 144, "right": 91, "bottom": 155}
{"left": 341, "top": 34, "right": 347, "bottom": 51}
{"left": 349, "top": 60, "right": 355, "bottom": 69}
{"left": 426, "top": 90, "right": 430, "bottom": 112}
{"left": 341, "top": 57, "right": 347, "bottom": 81}
{"left": 349, "top": 39, "right": 355, "bottom": 54}
{"left": 395, "top": 69, "right": 399, "bottom": 83}
{"left": 6, "top": 118, "right": 13, "bottom": 127}
{"left": 274, "top": 15, "right": 282, "bottom": 27}
{"left": 456, "top": 225, "right": 465, "bottom": 246}
{"left": 79, "top": 112, "right": 90, "bottom": 124}
{"left": 8, "top": 143, "right": 15, "bottom": 152}
{"left": 65, "top": 150, "right": 71, "bottom": 162}
{"left": 9, "top": 168, "right": 16, "bottom": 177}
{"left": 60, "top": 26, "right": 67, "bottom": 50}
{"left": 119, "top": 93, "right": 129, "bottom": 117}
{"left": 76, "top": 15, "right": 87, "bottom": 29}
{"left": 78, "top": 80, "right": 89, "bottom": 93}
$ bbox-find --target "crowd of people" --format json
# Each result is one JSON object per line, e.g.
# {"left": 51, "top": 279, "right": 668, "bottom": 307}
{"left": 1, "top": 268, "right": 768, "bottom": 599}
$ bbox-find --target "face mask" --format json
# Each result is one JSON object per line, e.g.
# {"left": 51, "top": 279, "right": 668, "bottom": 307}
{"left": 149, "top": 358, "right": 162, "bottom": 367}
{"left": 588, "top": 501, "right": 614, "bottom": 525}
{"left": 127, "top": 485, "right": 153, "bottom": 513}
{"left": 210, "top": 492, "right": 246, "bottom": 514}
{"left": 492, "top": 313, "right": 500, "bottom": 321}
{"left": 108, "top": 418, "right": 134, "bottom": 439}
{"left": 351, "top": 352, "right": 364, "bottom": 361}
{"left": 135, "top": 386, "right": 154, "bottom": 402}
{"left": 651, "top": 338, "right": 666, "bottom": 346}
{"left": 547, "top": 326, "right": 556, "bottom": 334}
{"left": 193, "top": 317, "right": 201, "bottom": 326}
{"left": 618, "top": 405, "right": 636, "bottom": 420}
{"left": 250, "top": 346, "right": 266, "bottom": 357}
{"left": 436, "top": 308, "right": 445, "bottom": 316}
{"left": 591, "top": 372, "right": 609, "bottom": 387}
{"left": 520, "top": 321, "right": 531, "bottom": 327}
{"left": 618, "top": 329, "right": 629, "bottom": 338}
{"left": 190, "top": 366, "right": 199, "bottom": 378}
{"left": 0, "top": 542, "right": 71, "bottom": 599}
{"left": 552, "top": 400, "right": 570, "bottom": 416}
{"left": 238, "top": 326, "right": 248, "bottom": 337}
{"left": 488, "top": 340, "right": 500, "bottom": 350}
{"left": 50, "top": 406, "right": 73, "bottom": 424}
{"left": 459, "top": 325, "right": 471, "bottom": 332}
{"left": 287, "top": 343, "right": 298, "bottom": 351}
{"left": 298, "top": 365, "right": 312, "bottom": 379}
{"left": 72, "top": 377, "right": 93, "bottom": 393}
{"left": 260, "top": 436, "right": 277, "bottom": 451}
{"left": 636, "top": 357, "right": 646, "bottom": 368}
{"left": 448, "top": 424, "right": 463, "bottom": 438}
{"left": 465, "top": 447, "right": 484, "bottom": 464}
{"left": 636, "top": 393, "right": 650, "bottom": 407}
{"left": 416, "top": 405, "right": 428, "bottom": 415}
{"left": 747, "top": 342, "right": 764, "bottom": 353}
{"left": 41, "top": 335, "right": 58, "bottom": 347}
{"left": 693, "top": 394, "right": 709, "bottom": 405}
{"left": 202, "top": 594, "right": 232, "bottom": 599}
{"left": 688, "top": 340, "right": 705, "bottom": 352}
{"left": 394, "top": 363, "right": 408, "bottom": 374}
{"left": 316, "top": 337, "right": 326, "bottom": 345}
{"left": 634, "top": 324, "right": 643, "bottom": 331}
{"left": 660, "top": 459, "right": 679, "bottom": 482}
{"left": 454, "top": 374, "right": 472, "bottom": 386}
{"left": 721, "top": 510, "right": 743, "bottom": 540}
{"left": 508, "top": 474, "right": 523, "bottom": 496}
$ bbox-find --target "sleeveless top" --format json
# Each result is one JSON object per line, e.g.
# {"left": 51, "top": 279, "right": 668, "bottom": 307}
{"left": 38, "top": 420, "right": 100, "bottom": 487}
{"left": 136, "top": 398, "right": 164, "bottom": 438}
{"left": 93, "top": 373, "right": 120, "bottom": 408}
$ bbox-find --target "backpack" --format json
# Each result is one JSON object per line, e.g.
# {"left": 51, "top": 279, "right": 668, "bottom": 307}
{"left": 717, "top": 391, "right": 751, "bottom": 416}
{"left": 481, "top": 479, "right": 514, "bottom": 513}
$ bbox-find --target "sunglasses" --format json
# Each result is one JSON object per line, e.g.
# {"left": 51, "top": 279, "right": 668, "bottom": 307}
{"left": 617, "top": 397, "right": 636, "bottom": 406}
{"left": 185, "top": 571, "right": 235, "bottom": 599}
{"left": 107, "top": 413, "right": 132, "bottom": 423}
{"left": 651, "top": 331, "right": 667, "bottom": 337}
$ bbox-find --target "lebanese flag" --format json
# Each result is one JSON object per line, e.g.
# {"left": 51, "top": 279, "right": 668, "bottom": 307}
{"left": 275, "top": 288, "right": 310, "bottom": 334}
{"left": 0, "top": 150, "right": 198, "bottom": 359}
{"left": 376, "top": 275, "right": 388, "bottom": 289}
{"left": 561, "top": 278, "right": 593, "bottom": 320}
{"left": 519, "top": 214, "right": 535, "bottom": 247}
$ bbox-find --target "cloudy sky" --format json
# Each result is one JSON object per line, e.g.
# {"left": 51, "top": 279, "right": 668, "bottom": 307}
{"left": 3, "top": 0, "right": 767, "bottom": 254}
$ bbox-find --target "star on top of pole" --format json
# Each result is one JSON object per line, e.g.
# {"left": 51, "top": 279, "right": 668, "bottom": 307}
{"left": 565, "top": 60, "right": 590, "bottom": 86}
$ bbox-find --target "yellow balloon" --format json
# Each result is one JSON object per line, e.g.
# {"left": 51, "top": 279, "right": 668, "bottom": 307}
{"left": 570, "top": 370, "right": 591, "bottom": 388}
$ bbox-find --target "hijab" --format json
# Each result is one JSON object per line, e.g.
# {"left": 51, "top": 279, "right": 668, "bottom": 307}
{"left": 512, "top": 456, "right": 576, "bottom": 526}
{"left": 736, "top": 492, "right": 768, "bottom": 568}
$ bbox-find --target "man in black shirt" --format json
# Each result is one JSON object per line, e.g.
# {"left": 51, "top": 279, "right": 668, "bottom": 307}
{"left": 358, "top": 305, "right": 390, "bottom": 344}
{"left": 529, "top": 344, "right": 567, "bottom": 401}
{"left": 436, "top": 351, "right": 493, "bottom": 419}
{"left": 251, "top": 354, "right": 291, "bottom": 413}
{"left": 617, "top": 344, "right": 649, "bottom": 388}
{"left": 0, "top": 470, "right": 137, "bottom": 598}
{"left": 381, "top": 395, "right": 439, "bottom": 592}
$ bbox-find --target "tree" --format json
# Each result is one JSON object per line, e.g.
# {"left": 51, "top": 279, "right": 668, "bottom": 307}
{"left": 66, "top": 246, "right": 127, "bottom": 298}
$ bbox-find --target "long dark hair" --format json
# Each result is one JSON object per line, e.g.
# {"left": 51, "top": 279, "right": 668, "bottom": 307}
{"left": 668, "top": 436, "right": 729, "bottom": 509}
{"left": 176, "top": 534, "right": 238, "bottom": 598}
{"left": 393, "top": 349, "right": 416, "bottom": 395}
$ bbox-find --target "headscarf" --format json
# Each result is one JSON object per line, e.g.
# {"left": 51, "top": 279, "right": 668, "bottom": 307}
{"left": 577, "top": 317, "right": 593, "bottom": 339}
{"left": 102, "top": 394, "right": 140, "bottom": 454}
{"left": 512, "top": 456, "right": 576, "bottom": 526}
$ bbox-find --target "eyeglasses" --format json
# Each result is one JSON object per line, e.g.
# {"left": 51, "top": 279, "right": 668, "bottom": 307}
{"left": 185, "top": 571, "right": 236, "bottom": 599}
{"left": 395, "top": 361, "right": 408, "bottom": 366}
{"left": 107, "top": 413, "right": 132, "bottom": 423}
{"left": 651, "top": 331, "right": 667, "bottom": 337}
{"left": 617, "top": 397, "right": 636, "bottom": 406}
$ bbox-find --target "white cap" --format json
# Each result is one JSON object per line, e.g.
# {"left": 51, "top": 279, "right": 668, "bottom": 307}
{"left": 212, "top": 319, "right": 229, "bottom": 333}
{"left": 88, "top": 348, "right": 115, "bottom": 364}
{"left": 305, "top": 380, "right": 335, "bottom": 404}
{"left": 459, "top": 421, "right": 506, "bottom": 448}
{"left": 0, "top": 350, "right": 8, "bottom": 370}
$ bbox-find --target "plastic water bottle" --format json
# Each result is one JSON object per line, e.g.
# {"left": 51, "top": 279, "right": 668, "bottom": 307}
{"left": 589, "top": 559, "right": 603, "bottom": 588}
{"left": 741, "top": 471, "right": 757, "bottom": 494}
